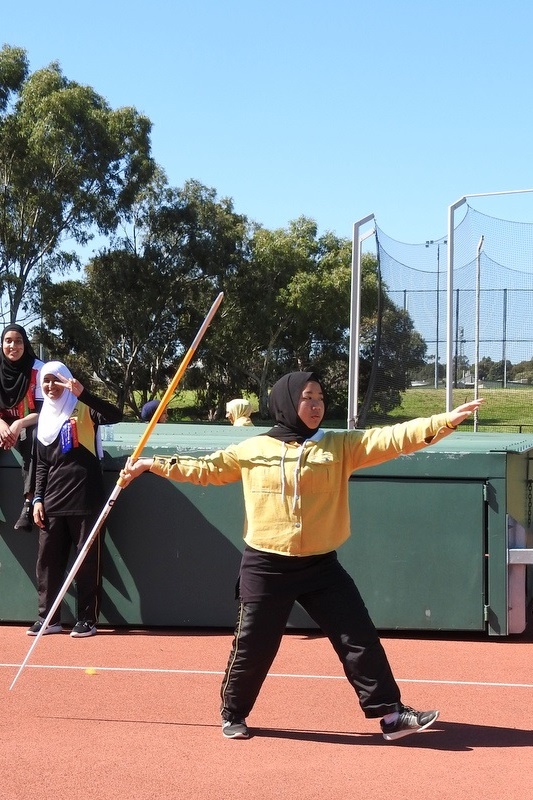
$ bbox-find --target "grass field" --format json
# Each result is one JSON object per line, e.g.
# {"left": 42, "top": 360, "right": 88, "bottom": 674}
{"left": 370, "top": 387, "right": 533, "bottom": 432}
{"left": 163, "top": 387, "right": 533, "bottom": 433}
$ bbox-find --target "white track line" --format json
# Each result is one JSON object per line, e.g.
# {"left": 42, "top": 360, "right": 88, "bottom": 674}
{"left": 1, "top": 663, "right": 532, "bottom": 688}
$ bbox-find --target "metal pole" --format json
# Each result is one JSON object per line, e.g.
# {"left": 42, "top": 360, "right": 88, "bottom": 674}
{"left": 435, "top": 244, "right": 440, "bottom": 390}
{"left": 502, "top": 288, "right": 508, "bottom": 388}
{"left": 447, "top": 198, "right": 466, "bottom": 410}
{"left": 446, "top": 188, "right": 533, "bottom": 410}
{"left": 426, "top": 239, "right": 447, "bottom": 390}
{"left": 347, "top": 215, "right": 374, "bottom": 429}
{"left": 474, "top": 236, "right": 484, "bottom": 431}
{"left": 454, "top": 291, "right": 461, "bottom": 390}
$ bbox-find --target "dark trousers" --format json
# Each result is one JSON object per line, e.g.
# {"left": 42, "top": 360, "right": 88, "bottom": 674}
{"left": 220, "top": 550, "right": 402, "bottom": 721}
{"left": 35, "top": 513, "right": 103, "bottom": 625}
{"left": 14, "top": 424, "right": 37, "bottom": 496}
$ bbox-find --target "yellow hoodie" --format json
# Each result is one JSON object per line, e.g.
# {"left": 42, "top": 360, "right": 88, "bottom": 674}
{"left": 150, "top": 413, "right": 454, "bottom": 556}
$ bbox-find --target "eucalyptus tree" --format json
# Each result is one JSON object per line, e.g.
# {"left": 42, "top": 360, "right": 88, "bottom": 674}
{"left": 39, "top": 178, "right": 252, "bottom": 415}
{"left": 0, "top": 44, "right": 154, "bottom": 323}
{"left": 39, "top": 248, "right": 180, "bottom": 413}
{"left": 231, "top": 233, "right": 427, "bottom": 421}
{"left": 219, "top": 217, "right": 353, "bottom": 417}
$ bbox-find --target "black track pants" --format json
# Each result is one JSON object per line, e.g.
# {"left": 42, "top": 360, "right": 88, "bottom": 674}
{"left": 220, "top": 551, "right": 402, "bottom": 721}
{"left": 35, "top": 513, "right": 103, "bottom": 625}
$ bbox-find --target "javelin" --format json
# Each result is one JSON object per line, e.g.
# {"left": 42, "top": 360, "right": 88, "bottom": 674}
{"left": 9, "top": 291, "right": 224, "bottom": 690}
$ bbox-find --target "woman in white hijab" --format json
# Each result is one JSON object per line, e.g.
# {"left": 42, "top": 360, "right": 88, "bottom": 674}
{"left": 36, "top": 361, "right": 78, "bottom": 447}
{"left": 28, "top": 361, "right": 121, "bottom": 639}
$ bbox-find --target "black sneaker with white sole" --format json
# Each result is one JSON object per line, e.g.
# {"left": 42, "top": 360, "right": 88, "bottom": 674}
{"left": 26, "top": 620, "right": 63, "bottom": 636}
{"left": 70, "top": 621, "right": 97, "bottom": 638}
{"left": 380, "top": 706, "right": 439, "bottom": 741}
{"left": 222, "top": 717, "right": 250, "bottom": 739}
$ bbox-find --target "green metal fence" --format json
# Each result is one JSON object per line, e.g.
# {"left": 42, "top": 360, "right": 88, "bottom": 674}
{"left": 1, "top": 424, "right": 532, "bottom": 635}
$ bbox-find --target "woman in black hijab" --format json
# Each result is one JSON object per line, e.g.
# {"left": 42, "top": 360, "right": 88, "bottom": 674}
{"left": 264, "top": 370, "right": 326, "bottom": 442}
{"left": 0, "top": 324, "right": 44, "bottom": 530}
{"left": 121, "top": 370, "right": 483, "bottom": 741}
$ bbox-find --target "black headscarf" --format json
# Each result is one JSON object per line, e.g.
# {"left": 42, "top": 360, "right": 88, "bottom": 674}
{"left": 265, "top": 371, "right": 328, "bottom": 443}
{"left": 0, "top": 324, "right": 38, "bottom": 410}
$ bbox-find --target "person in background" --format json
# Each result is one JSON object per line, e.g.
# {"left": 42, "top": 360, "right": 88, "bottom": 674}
{"left": 0, "top": 324, "right": 44, "bottom": 531}
{"left": 29, "top": 361, "right": 121, "bottom": 638}
{"left": 120, "top": 370, "right": 484, "bottom": 741}
{"left": 225, "top": 398, "right": 253, "bottom": 427}
{"left": 141, "top": 399, "right": 168, "bottom": 424}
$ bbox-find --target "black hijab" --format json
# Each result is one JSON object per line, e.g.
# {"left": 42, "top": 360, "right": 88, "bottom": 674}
{"left": 265, "top": 371, "right": 327, "bottom": 443}
{"left": 0, "top": 324, "right": 38, "bottom": 410}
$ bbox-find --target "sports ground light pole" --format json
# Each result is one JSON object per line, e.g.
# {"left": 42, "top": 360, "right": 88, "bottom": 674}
{"left": 347, "top": 215, "right": 375, "bottom": 429}
{"left": 446, "top": 189, "right": 533, "bottom": 413}
{"left": 425, "top": 239, "right": 447, "bottom": 389}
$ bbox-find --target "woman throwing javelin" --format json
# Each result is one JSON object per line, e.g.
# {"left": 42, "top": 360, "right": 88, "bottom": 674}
{"left": 121, "top": 371, "right": 483, "bottom": 741}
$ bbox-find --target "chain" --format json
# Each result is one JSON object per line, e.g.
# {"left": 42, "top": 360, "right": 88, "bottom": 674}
{"left": 528, "top": 479, "right": 532, "bottom": 529}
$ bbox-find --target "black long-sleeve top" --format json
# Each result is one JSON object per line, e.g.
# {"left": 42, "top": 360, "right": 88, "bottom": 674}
{"left": 35, "top": 388, "right": 122, "bottom": 516}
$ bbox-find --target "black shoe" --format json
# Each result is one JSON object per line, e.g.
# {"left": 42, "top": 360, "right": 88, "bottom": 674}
{"left": 14, "top": 502, "right": 33, "bottom": 532}
{"left": 222, "top": 717, "right": 250, "bottom": 739}
{"left": 26, "top": 620, "right": 63, "bottom": 636}
{"left": 380, "top": 706, "right": 439, "bottom": 741}
{"left": 70, "top": 621, "right": 97, "bottom": 638}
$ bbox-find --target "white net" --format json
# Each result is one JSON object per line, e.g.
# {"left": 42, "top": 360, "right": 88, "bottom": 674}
{"left": 363, "top": 205, "right": 533, "bottom": 431}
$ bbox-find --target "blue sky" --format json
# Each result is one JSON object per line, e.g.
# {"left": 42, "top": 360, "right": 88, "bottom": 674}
{"left": 3, "top": 0, "right": 533, "bottom": 247}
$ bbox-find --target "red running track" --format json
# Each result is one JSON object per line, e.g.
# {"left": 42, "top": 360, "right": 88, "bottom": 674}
{"left": 1, "top": 623, "right": 533, "bottom": 800}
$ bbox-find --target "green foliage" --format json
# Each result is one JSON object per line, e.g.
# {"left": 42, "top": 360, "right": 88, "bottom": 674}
{"left": 236, "top": 218, "right": 354, "bottom": 415}
{"left": 354, "top": 253, "right": 428, "bottom": 424}
{"left": 39, "top": 185, "right": 429, "bottom": 420}
{"left": 1, "top": 47, "right": 439, "bottom": 422}
{"left": 40, "top": 178, "right": 251, "bottom": 415}
{"left": 0, "top": 44, "right": 155, "bottom": 322}
{"left": 0, "top": 45, "right": 27, "bottom": 112}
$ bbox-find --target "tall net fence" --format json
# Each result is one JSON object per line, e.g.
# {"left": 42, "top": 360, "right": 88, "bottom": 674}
{"left": 363, "top": 204, "right": 533, "bottom": 431}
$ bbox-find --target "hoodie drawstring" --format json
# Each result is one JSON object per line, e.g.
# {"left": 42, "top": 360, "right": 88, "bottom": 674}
{"left": 292, "top": 444, "right": 306, "bottom": 513}
{"left": 279, "top": 441, "right": 301, "bottom": 511}
{"left": 280, "top": 442, "right": 287, "bottom": 506}
{"left": 279, "top": 432, "right": 326, "bottom": 514}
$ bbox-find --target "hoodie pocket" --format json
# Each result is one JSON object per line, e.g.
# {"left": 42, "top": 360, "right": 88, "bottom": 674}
{"left": 302, "top": 451, "right": 338, "bottom": 494}
{"left": 247, "top": 455, "right": 283, "bottom": 494}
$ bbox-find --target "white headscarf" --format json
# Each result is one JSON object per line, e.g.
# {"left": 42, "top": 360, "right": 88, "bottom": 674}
{"left": 37, "top": 361, "right": 79, "bottom": 446}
